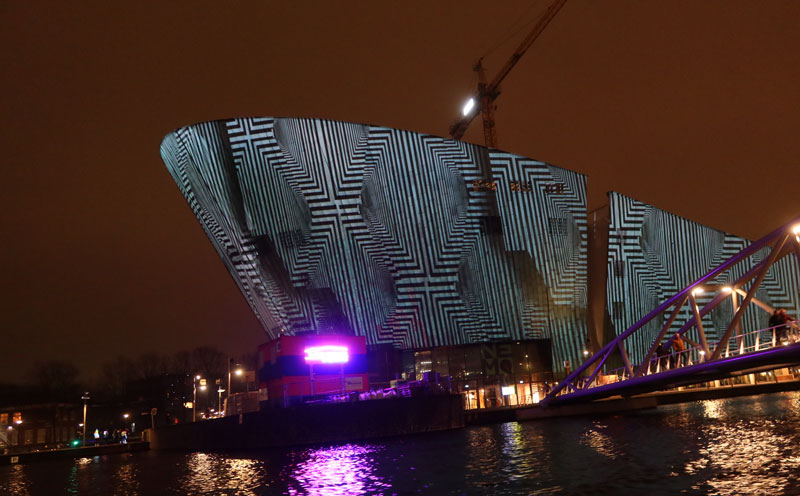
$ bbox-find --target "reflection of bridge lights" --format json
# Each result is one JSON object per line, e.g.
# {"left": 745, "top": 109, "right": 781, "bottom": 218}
{"left": 181, "top": 453, "right": 264, "bottom": 494}
{"left": 721, "top": 286, "right": 733, "bottom": 293}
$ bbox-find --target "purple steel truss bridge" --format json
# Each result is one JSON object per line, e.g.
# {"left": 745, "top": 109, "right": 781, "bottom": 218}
{"left": 545, "top": 217, "right": 800, "bottom": 406}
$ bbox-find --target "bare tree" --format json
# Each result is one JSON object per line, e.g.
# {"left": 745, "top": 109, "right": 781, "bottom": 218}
{"left": 134, "top": 352, "right": 167, "bottom": 380}
{"left": 96, "top": 355, "right": 136, "bottom": 400}
{"left": 191, "top": 346, "right": 226, "bottom": 379}
{"left": 28, "top": 360, "right": 81, "bottom": 400}
{"left": 170, "top": 350, "right": 193, "bottom": 377}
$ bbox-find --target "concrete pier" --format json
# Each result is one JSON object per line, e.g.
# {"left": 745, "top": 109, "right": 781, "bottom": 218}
{"left": 146, "top": 394, "right": 464, "bottom": 451}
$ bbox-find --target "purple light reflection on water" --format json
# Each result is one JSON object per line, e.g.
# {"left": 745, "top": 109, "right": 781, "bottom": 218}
{"left": 284, "top": 444, "right": 392, "bottom": 496}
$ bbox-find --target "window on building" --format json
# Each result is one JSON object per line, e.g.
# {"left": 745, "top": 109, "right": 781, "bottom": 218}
{"left": 0, "top": 413, "right": 7, "bottom": 425}
{"left": 464, "top": 347, "right": 482, "bottom": 377}
{"left": 37, "top": 428, "right": 46, "bottom": 444}
{"left": 447, "top": 348, "right": 466, "bottom": 380}
{"left": 12, "top": 412, "right": 22, "bottom": 424}
{"left": 24, "top": 430, "right": 33, "bottom": 445}
{"left": 431, "top": 349, "right": 449, "bottom": 377}
{"left": 414, "top": 351, "right": 432, "bottom": 378}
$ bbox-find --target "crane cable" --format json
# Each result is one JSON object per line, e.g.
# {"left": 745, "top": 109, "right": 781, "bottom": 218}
{"left": 479, "top": 1, "right": 549, "bottom": 61}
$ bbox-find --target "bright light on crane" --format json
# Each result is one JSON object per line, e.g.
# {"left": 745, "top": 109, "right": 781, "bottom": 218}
{"left": 462, "top": 98, "right": 475, "bottom": 117}
{"left": 448, "top": 0, "right": 567, "bottom": 147}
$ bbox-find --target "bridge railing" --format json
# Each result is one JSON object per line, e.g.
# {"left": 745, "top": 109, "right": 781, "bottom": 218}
{"left": 553, "top": 321, "right": 799, "bottom": 396}
{"left": 545, "top": 217, "right": 800, "bottom": 402}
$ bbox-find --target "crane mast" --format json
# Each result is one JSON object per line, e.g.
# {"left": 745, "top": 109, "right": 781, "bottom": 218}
{"left": 449, "top": 0, "right": 567, "bottom": 148}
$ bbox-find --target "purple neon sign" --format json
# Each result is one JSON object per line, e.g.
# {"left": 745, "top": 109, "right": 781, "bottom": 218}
{"left": 304, "top": 345, "right": 350, "bottom": 364}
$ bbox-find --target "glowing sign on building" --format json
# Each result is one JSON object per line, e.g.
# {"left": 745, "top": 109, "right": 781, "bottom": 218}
{"left": 304, "top": 345, "right": 350, "bottom": 364}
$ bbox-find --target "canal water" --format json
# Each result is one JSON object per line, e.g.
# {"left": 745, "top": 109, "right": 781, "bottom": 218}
{"left": 3, "top": 391, "right": 800, "bottom": 495}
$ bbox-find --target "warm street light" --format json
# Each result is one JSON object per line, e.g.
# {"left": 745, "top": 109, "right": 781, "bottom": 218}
{"left": 193, "top": 376, "right": 204, "bottom": 422}
{"left": 122, "top": 413, "right": 130, "bottom": 419}
{"left": 227, "top": 358, "right": 246, "bottom": 417}
{"left": 81, "top": 392, "right": 90, "bottom": 447}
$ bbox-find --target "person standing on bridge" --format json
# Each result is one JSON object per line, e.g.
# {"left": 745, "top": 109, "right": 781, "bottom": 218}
{"left": 671, "top": 334, "right": 686, "bottom": 368}
{"left": 778, "top": 308, "right": 791, "bottom": 344}
{"left": 655, "top": 343, "right": 668, "bottom": 371}
{"left": 769, "top": 309, "right": 789, "bottom": 344}
{"left": 786, "top": 310, "right": 799, "bottom": 343}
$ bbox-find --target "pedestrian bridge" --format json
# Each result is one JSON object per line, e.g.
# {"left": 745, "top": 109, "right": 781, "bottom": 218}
{"left": 545, "top": 217, "right": 800, "bottom": 406}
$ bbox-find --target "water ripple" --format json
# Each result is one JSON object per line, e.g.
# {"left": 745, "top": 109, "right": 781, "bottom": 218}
{"left": 0, "top": 391, "right": 798, "bottom": 495}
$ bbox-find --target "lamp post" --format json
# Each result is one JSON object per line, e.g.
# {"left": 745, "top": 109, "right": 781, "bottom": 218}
{"left": 227, "top": 359, "right": 244, "bottom": 417}
{"left": 217, "top": 387, "right": 225, "bottom": 415}
{"left": 193, "top": 375, "right": 204, "bottom": 422}
{"left": 81, "top": 392, "right": 90, "bottom": 446}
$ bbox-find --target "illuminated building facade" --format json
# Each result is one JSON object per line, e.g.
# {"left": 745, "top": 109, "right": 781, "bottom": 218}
{"left": 161, "top": 117, "right": 588, "bottom": 376}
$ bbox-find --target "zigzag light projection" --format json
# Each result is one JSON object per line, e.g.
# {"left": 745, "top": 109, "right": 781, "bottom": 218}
{"left": 606, "top": 192, "right": 800, "bottom": 363}
{"left": 161, "top": 118, "right": 587, "bottom": 368}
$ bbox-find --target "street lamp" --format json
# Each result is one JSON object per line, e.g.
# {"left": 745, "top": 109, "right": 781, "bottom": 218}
{"left": 227, "top": 359, "right": 244, "bottom": 416}
{"left": 217, "top": 387, "right": 225, "bottom": 415}
{"left": 81, "top": 392, "right": 90, "bottom": 447}
{"left": 193, "top": 375, "right": 205, "bottom": 422}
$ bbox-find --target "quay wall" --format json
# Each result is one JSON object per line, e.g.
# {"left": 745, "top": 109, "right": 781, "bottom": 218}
{"left": 146, "top": 394, "right": 464, "bottom": 451}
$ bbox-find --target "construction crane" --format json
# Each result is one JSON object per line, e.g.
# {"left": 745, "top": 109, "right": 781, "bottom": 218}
{"left": 449, "top": 0, "right": 567, "bottom": 148}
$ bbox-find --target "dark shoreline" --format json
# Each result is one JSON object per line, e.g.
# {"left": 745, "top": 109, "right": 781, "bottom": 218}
{"left": 0, "top": 441, "right": 148, "bottom": 466}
